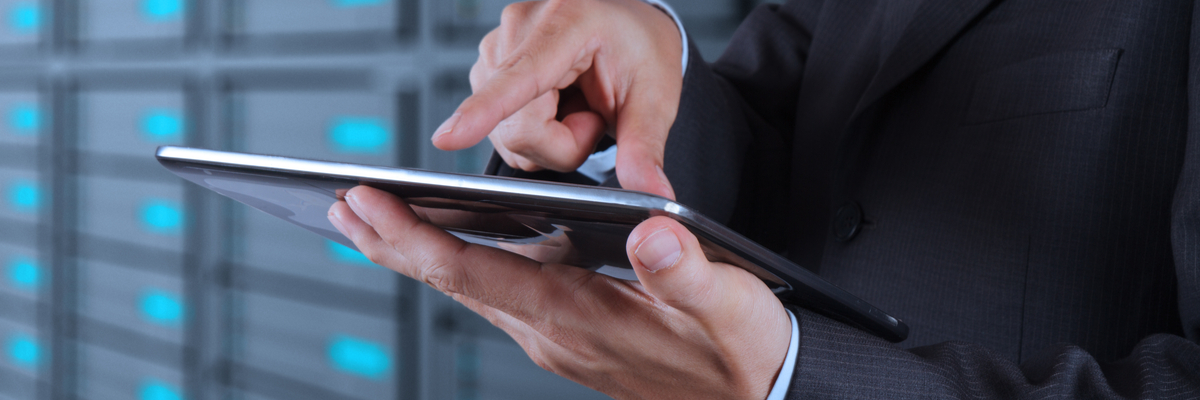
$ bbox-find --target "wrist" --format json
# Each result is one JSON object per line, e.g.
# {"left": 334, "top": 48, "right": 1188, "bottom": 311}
{"left": 639, "top": 0, "right": 689, "bottom": 75}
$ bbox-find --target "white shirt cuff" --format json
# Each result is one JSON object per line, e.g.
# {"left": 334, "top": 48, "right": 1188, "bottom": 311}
{"left": 640, "top": 0, "right": 689, "bottom": 75}
{"left": 576, "top": 144, "right": 618, "bottom": 183}
{"left": 578, "top": 1, "right": 685, "bottom": 179}
{"left": 766, "top": 309, "right": 799, "bottom": 400}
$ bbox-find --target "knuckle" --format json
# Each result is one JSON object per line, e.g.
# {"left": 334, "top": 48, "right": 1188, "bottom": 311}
{"left": 529, "top": 2, "right": 572, "bottom": 39}
{"left": 499, "top": 1, "right": 533, "bottom": 26}
{"left": 476, "top": 30, "right": 503, "bottom": 63}
{"left": 502, "top": 130, "right": 535, "bottom": 153}
{"left": 474, "top": 43, "right": 490, "bottom": 69}
{"left": 540, "top": 0, "right": 571, "bottom": 19}
{"left": 478, "top": 29, "right": 496, "bottom": 51}
{"left": 421, "top": 260, "right": 463, "bottom": 294}
{"left": 468, "top": 60, "right": 486, "bottom": 89}
{"left": 381, "top": 231, "right": 409, "bottom": 258}
{"left": 515, "top": 158, "right": 541, "bottom": 172}
{"left": 497, "top": 49, "right": 535, "bottom": 74}
{"left": 560, "top": 150, "right": 591, "bottom": 170}
{"left": 360, "top": 245, "right": 389, "bottom": 266}
{"left": 416, "top": 244, "right": 470, "bottom": 294}
{"left": 495, "top": 148, "right": 521, "bottom": 169}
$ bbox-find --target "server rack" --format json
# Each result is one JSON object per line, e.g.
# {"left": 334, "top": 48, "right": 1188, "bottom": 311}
{"left": 0, "top": 0, "right": 750, "bottom": 399}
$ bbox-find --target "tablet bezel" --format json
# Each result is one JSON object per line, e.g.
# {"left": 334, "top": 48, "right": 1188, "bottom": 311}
{"left": 155, "top": 145, "right": 908, "bottom": 342}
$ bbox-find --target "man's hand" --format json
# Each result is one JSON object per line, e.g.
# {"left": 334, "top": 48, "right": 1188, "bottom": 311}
{"left": 431, "top": 0, "right": 683, "bottom": 199}
{"left": 328, "top": 186, "right": 791, "bottom": 399}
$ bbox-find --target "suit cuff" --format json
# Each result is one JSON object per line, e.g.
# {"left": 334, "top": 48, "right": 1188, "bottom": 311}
{"left": 640, "top": 0, "right": 689, "bottom": 75}
{"left": 766, "top": 309, "right": 799, "bottom": 400}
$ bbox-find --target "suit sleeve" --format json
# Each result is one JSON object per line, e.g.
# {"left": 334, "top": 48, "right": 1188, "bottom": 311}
{"left": 661, "top": 1, "right": 819, "bottom": 249}
{"left": 670, "top": 2, "right": 1200, "bottom": 399}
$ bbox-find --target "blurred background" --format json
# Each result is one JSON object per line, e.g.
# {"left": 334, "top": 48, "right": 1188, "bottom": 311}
{"left": 0, "top": 0, "right": 763, "bottom": 399}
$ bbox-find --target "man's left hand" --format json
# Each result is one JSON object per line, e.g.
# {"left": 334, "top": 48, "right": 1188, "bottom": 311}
{"left": 328, "top": 185, "right": 791, "bottom": 399}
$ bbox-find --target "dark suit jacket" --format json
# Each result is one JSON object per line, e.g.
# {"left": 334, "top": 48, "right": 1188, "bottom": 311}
{"left": 492, "top": 0, "right": 1200, "bottom": 397}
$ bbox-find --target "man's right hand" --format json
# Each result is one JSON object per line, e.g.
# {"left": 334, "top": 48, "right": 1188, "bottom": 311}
{"left": 430, "top": 0, "right": 684, "bottom": 200}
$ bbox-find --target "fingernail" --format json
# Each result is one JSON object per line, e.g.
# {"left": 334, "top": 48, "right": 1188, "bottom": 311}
{"left": 656, "top": 165, "right": 676, "bottom": 199}
{"left": 328, "top": 208, "right": 349, "bottom": 236}
{"left": 635, "top": 228, "right": 682, "bottom": 273}
{"left": 432, "top": 112, "right": 461, "bottom": 142}
{"left": 345, "top": 194, "right": 373, "bottom": 227}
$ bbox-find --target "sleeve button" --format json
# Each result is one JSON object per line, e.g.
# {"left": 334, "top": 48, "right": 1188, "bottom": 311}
{"left": 833, "top": 201, "right": 864, "bottom": 242}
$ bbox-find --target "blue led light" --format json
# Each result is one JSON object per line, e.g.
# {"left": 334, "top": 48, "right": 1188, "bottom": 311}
{"left": 141, "top": 0, "right": 184, "bottom": 22}
{"left": 8, "top": 2, "right": 39, "bottom": 34}
{"left": 6, "top": 334, "right": 39, "bottom": 369}
{"left": 6, "top": 257, "right": 39, "bottom": 290}
{"left": 331, "top": 0, "right": 385, "bottom": 8}
{"left": 140, "top": 109, "right": 185, "bottom": 143}
{"left": 139, "top": 379, "right": 183, "bottom": 400}
{"left": 8, "top": 103, "right": 39, "bottom": 135}
{"left": 7, "top": 179, "right": 39, "bottom": 214}
{"left": 139, "top": 198, "right": 184, "bottom": 235}
{"left": 326, "top": 240, "right": 380, "bottom": 268}
{"left": 139, "top": 289, "right": 184, "bottom": 327}
{"left": 328, "top": 117, "right": 390, "bottom": 154}
{"left": 328, "top": 335, "right": 391, "bottom": 379}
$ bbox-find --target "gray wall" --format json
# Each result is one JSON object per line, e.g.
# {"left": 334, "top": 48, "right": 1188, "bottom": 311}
{"left": 0, "top": 0, "right": 753, "bottom": 399}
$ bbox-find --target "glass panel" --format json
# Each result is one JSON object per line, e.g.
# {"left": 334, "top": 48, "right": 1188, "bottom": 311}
{"left": 78, "top": 260, "right": 186, "bottom": 345}
{"left": 0, "top": 0, "right": 42, "bottom": 46}
{"left": 0, "top": 167, "right": 40, "bottom": 223}
{"left": 79, "top": 0, "right": 187, "bottom": 42}
{"left": 229, "top": 0, "right": 397, "bottom": 36}
{"left": 78, "top": 91, "right": 188, "bottom": 157}
{"left": 234, "top": 90, "right": 397, "bottom": 165}
{"left": 235, "top": 210, "right": 396, "bottom": 294}
{"left": 76, "top": 343, "right": 184, "bottom": 400}
{"left": 78, "top": 176, "right": 186, "bottom": 252}
{"left": 234, "top": 292, "right": 397, "bottom": 399}
{"left": 0, "top": 92, "right": 41, "bottom": 147}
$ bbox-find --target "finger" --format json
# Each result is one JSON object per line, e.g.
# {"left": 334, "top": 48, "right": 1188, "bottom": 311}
{"left": 501, "top": 94, "right": 606, "bottom": 172}
{"left": 559, "top": 110, "right": 607, "bottom": 155}
{"left": 626, "top": 216, "right": 792, "bottom": 396}
{"left": 333, "top": 200, "right": 548, "bottom": 358}
{"left": 337, "top": 185, "right": 573, "bottom": 324}
{"left": 613, "top": 80, "right": 678, "bottom": 199}
{"left": 432, "top": 16, "right": 596, "bottom": 151}
{"left": 490, "top": 137, "right": 545, "bottom": 171}
{"left": 626, "top": 216, "right": 729, "bottom": 314}
{"left": 328, "top": 200, "right": 408, "bottom": 267}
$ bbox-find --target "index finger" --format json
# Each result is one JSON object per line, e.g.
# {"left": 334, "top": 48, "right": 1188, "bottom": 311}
{"left": 331, "top": 185, "right": 588, "bottom": 326}
{"left": 431, "top": 14, "right": 598, "bottom": 151}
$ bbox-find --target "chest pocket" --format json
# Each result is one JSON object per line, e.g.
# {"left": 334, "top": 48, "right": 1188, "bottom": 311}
{"left": 963, "top": 49, "right": 1122, "bottom": 125}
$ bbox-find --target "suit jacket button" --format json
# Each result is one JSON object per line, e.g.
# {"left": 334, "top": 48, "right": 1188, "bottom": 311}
{"left": 833, "top": 201, "right": 863, "bottom": 242}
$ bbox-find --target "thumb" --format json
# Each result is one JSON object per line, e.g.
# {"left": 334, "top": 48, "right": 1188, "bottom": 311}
{"left": 626, "top": 216, "right": 722, "bottom": 312}
{"left": 612, "top": 78, "right": 678, "bottom": 200}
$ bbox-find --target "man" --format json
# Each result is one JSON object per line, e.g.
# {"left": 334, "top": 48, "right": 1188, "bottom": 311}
{"left": 327, "top": 0, "right": 1200, "bottom": 398}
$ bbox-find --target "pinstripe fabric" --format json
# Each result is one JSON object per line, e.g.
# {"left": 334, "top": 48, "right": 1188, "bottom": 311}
{"left": 488, "top": 0, "right": 1200, "bottom": 396}
{"left": 786, "top": 307, "right": 1199, "bottom": 398}
{"left": 676, "top": 0, "right": 1200, "bottom": 397}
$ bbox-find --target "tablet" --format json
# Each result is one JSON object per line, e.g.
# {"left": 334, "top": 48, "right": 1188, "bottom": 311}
{"left": 155, "top": 145, "right": 908, "bottom": 342}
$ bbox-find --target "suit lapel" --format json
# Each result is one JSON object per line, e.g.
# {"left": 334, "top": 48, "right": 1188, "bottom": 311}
{"left": 850, "top": 0, "right": 999, "bottom": 120}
